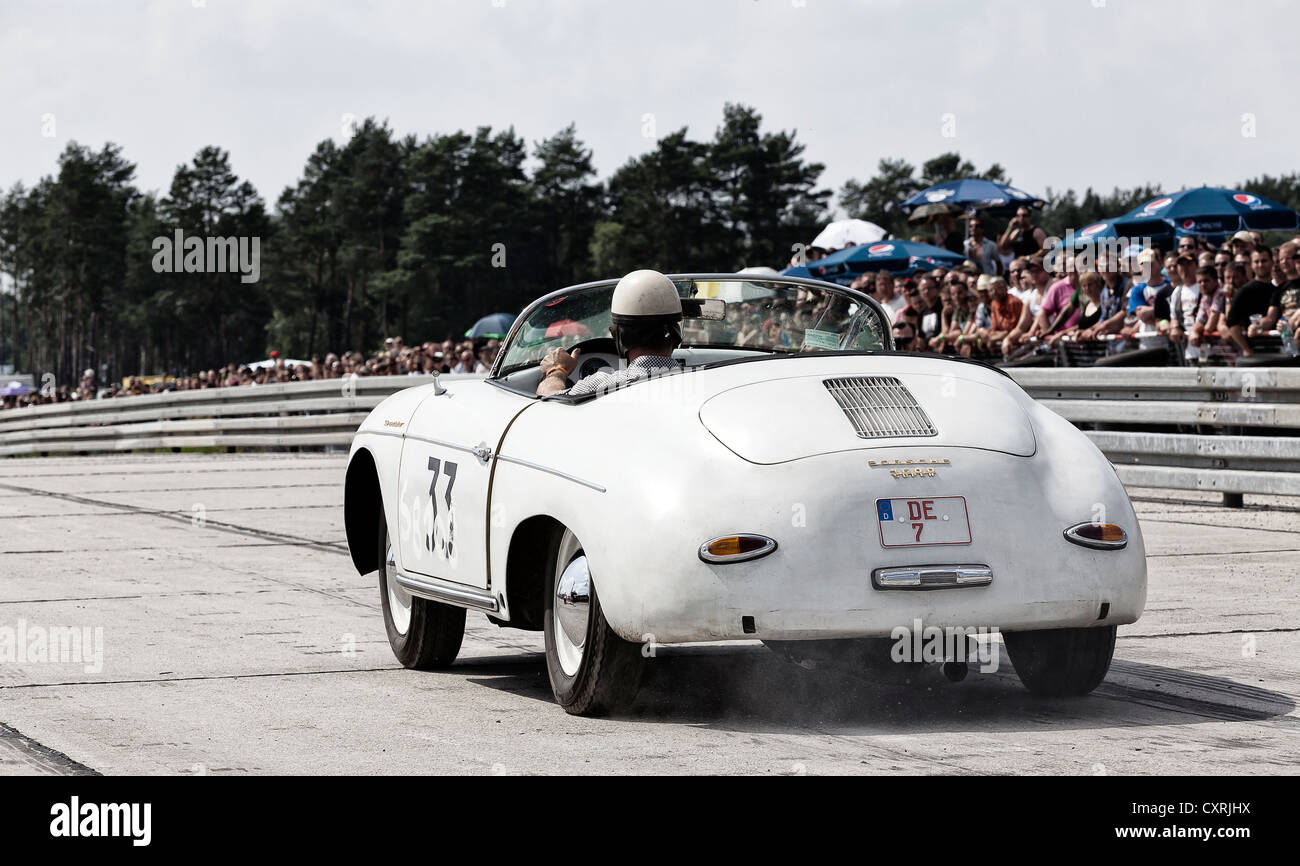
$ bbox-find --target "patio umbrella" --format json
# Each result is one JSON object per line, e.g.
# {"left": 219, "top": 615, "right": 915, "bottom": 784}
{"left": 806, "top": 240, "right": 969, "bottom": 281}
{"left": 1114, "top": 187, "right": 1299, "bottom": 236}
{"left": 779, "top": 265, "right": 814, "bottom": 278}
{"left": 248, "top": 357, "right": 309, "bottom": 370}
{"left": 900, "top": 179, "right": 1045, "bottom": 217}
{"left": 465, "top": 312, "right": 517, "bottom": 340}
{"left": 901, "top": 179, "right": 1045, "bottom": 259}
{"left": 1174, "top": 227, "right": 1229, "bottom": 248}
{"left": 0, "top": 380, "right": 31, "bottom": 397}
{"left": 907, "top": 202, "right": 964, "bottom": 223}
{"left": 1052, "top": 216, "right": 1173, "bottom": 249}
{"left": 810, "top": 219, "right": 888, "bottom": 250}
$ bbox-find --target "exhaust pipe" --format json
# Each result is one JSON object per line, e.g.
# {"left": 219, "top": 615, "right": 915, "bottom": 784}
{"left": 941, "top": 660, "right": 969, "bottom": 682}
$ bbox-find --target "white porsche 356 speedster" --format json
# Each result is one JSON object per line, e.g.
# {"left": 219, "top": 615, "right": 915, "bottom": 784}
{"left": 343, "top": 273, "right": 1146, "bottom": 715}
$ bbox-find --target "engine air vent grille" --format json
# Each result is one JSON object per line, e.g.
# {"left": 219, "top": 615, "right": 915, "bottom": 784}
{"left": 823, "top": 376, "right": 936, "bottom": 439}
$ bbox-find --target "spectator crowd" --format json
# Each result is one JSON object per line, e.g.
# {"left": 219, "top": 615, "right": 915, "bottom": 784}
{"left": 2, "top": 337, "right": 500, "bottom": 411}
{"left": 795, "top": 209, "right": 1300, "bottom": 365}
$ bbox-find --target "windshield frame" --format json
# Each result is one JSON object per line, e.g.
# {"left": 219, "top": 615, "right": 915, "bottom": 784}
{"left": 488, "top": 273, "right": 894, "bottom": 380}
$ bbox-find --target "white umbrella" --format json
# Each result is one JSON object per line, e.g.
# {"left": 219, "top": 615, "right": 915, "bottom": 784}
{"left": 247, "top": 357, "right": 310, "bottom": 370}
{"left": 811, "top": 219, "right": 888, "bottom": 250}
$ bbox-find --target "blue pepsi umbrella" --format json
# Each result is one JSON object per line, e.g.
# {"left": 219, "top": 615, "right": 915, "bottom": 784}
{"left": 1115, "top": 187, "right": 1299, "bottom": 235}
{"left": 464, "top": 312, "right": 517, "bottom": 339}
{"left": 1175, "top": 227, "right": 1229, "bottom": 248}
{"left": 1052, "top": 216, "right": 1173, "bottom": 249}
{"left": 806, "top": 241, "right": 969, "bottom": 280}
{"left": 779, "top": 265, "right": 813, "bottom": 278}
{"left": 900, "top": 178, "right": 1045, "bottom": 216}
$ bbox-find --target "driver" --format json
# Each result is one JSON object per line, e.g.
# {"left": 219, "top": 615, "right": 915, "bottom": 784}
{"left": 537, "top": 269, "right": 684, "bottom": 397}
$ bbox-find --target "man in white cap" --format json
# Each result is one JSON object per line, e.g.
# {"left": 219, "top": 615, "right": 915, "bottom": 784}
{"left": 536, "top": 269, "right": 684, "bottom": 397}
{"left": 1229, "top": 230, "right": 1257, "bottom": 259}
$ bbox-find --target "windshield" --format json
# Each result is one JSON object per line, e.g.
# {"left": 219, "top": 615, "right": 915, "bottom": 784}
{"left": 495, "top": 276, "right": 889, "bottom": 376}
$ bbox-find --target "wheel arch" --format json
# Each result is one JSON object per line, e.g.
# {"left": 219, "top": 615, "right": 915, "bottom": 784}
{"left": 497, "top": 514, "right": 566, "bottom": 631}
{"left": 344, "top": 447, "right": 383, "bottom": 575}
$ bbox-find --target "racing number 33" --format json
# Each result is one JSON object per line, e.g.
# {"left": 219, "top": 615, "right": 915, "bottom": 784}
{"left": 426, "top": 457, "right": 458, "bottom": 557}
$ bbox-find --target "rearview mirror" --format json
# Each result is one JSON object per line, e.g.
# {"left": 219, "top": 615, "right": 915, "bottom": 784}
{"left": 681, "top": 298, "right": 726, "bottom": 320}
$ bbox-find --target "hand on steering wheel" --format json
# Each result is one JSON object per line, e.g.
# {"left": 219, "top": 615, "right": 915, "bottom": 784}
{"left": 541, "top": 346, "right": 581, "bottom": 379}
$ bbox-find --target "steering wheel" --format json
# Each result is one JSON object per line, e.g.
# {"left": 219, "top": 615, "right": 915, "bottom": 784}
{"left": 564, "top": 336, "right": 617, "bottom": 357}
{"left": 558, "top": 337, "right": 618, "bottom": 383}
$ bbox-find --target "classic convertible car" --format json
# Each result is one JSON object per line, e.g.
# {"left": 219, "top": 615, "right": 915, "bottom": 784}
{"left": 343, "top": 273, "right": 1146, "bottom": 715}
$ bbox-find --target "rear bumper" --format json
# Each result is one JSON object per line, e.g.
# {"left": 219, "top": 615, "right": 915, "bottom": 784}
{"left": 616, "top": 551, "right": 1143, "bottom": 643}
{"left": 591, "top": 446, "right": 1147, "bottom": 643}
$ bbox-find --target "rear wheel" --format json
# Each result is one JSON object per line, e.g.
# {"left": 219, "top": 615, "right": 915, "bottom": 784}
{"left": 543, "top": 528, "right": 644, "bottom": 716}
{"left": 1004, "top": 625, "right": 1116, "bottom": 696}
{"left": 378, "top": 512, "right": 465, "bottom": 669}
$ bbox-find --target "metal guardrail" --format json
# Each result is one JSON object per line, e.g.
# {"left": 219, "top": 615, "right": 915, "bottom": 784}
{"left": 1007, "top": 367, "right": 1300, "bottom": 502}
{"left": 2, "top": 368, "right": 1297, "bottom": 503}
{"left": 0, "top": 375, "right": 462, "bottom": 457}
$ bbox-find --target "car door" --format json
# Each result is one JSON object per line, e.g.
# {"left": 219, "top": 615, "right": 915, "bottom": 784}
{"left": 396, "top": 381, "right": 528, "bottom": 589}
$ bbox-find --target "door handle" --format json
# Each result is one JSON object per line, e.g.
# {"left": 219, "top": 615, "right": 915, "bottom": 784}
{"left": 471, "top": 444, "right": 492, "bottom": 464}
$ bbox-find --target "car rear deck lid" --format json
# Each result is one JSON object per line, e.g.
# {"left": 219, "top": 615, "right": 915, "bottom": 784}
{"left": 698, "top": 372, "right": 1035, "bottom": 464}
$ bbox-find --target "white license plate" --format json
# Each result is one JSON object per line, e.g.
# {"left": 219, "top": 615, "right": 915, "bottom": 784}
{"left": 876, "top": 496, "right": 972, "bottom": 547}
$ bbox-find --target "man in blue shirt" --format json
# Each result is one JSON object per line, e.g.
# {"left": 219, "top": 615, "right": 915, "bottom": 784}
{"left": 1127, "top": 249, "right": 1174, "bottom": 325}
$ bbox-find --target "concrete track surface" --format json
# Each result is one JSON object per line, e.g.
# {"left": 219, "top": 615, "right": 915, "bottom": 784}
{"left": 0, "top": 453, "right": 1297, "bottom": 775}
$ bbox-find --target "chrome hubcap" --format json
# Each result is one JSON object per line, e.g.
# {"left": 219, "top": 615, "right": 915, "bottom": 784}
{"left": 383, "top": 527, "right": 412, "bottom": 636}
{"left": 553, "top": 530, "right": 589, "bottom": 677}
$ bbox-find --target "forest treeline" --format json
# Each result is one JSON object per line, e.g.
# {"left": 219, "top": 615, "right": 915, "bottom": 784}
{"left": 3, "top": 102, "right": 1298, "bottom": 384}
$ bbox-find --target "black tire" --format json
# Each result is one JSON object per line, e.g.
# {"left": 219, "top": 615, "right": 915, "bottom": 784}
{"left": 1003, "top": 625, "right": 1116, "bottom": 696}
{"left": 543, "top": 528, "right": 644, "bottom": 716}
{"left": 377, "top": 511, "right": 465, "bottom": 670}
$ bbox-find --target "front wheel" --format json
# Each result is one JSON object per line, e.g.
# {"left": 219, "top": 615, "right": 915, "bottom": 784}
{"left": 378, "top": 512, "right": 465, "bottom": 669}
{"left": 543, "top": 528, "right": 644, "bottom": 716}
{"left": 1003, "top": 625, "right": 1116, "bottom": 696}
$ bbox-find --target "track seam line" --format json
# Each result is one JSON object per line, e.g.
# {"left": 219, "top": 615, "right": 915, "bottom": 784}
{"left": 0, "top": 481, "right": 349, "bottom": 556}
{"left": 1147, "top": 547, "right": 1300, "bottom": 558}
{"left": 1138, "top": 516, "right": 1300, "bottom": 537}
{"left": 1121, "top": 626, "right": 1300, "bottom": 639}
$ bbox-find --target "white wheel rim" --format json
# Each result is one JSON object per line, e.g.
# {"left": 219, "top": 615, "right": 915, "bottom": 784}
{"left": 553, "top": 529, "right": 587, "bottom": 677}
{"left": 383, "top": 528, "right": 412, "bottom": 636}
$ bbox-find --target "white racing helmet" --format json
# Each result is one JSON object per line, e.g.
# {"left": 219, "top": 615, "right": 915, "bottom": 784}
{"left": 609, "top": 269, "right": 683, "bottom": 357}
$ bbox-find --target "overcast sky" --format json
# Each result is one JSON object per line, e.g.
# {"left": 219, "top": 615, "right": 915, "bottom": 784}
{"left": 2, "top": 0, "right": 1296, "bottom": 213}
